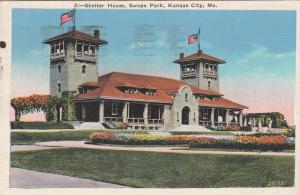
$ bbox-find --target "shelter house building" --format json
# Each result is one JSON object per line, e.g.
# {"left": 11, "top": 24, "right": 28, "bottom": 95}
{"left": 44, "top": 29, "right": 248, "bottom": 130}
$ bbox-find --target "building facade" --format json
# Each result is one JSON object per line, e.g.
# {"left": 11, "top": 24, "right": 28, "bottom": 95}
{"left": 44, "top": 29, "right": 248, "bottom": 130}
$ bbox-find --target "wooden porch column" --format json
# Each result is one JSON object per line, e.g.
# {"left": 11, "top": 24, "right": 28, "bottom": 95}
{"left": 82, "top": 104, "right": 86, "bottom": 121}
{"left": 99, "top": 101, "right": 104, "bottom": 123}
{"left": 239, "top": 111, "right": 243, "bottom": 127}
{"left": 143, "top": 103, "right": 149, "bottom": 125}
{"left": 122, "top": 102, "right": 128, "bottom": 123}
{"left": 210, "top": 108, "right": 215, "bottom": 127}
{"left": 163, "top": 105, "right": 171, "bottom": 126}
{"left": 225, "top": 109, "right": 230, "bottom": 127}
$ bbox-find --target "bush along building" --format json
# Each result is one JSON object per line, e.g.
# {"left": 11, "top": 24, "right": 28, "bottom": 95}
{"left": 44, "top": 29, "right": 249, "bottom": 130}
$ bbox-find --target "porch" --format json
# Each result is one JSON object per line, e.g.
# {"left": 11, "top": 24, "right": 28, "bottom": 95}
{"left": 76, "top": 100, "right": 166, "bottom": 130}
{"left": 198, "top": 107, "right": 243, "bottom": 128}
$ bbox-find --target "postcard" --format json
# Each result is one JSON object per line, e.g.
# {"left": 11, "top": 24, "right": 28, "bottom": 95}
{"left": 0, "top": 1, "right": 299, "bottom": 195}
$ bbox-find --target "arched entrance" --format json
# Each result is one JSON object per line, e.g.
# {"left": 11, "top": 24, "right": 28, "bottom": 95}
{"left": 182, "top": 106, "right": 190, "bottom": 125}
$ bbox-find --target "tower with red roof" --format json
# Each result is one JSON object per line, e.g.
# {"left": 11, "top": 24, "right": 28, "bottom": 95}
{"left": 44, "top": 29, "right": 107, "bottom": 97}
{"left": 174, "top": 50, "right": 225, "bottom": 92}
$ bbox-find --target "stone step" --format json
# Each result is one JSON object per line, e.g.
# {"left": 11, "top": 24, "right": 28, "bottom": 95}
{"left": 173, "top": 125, "right": 211, "bottom": 132}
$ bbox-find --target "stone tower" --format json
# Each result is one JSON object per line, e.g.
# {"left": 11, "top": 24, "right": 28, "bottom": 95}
{"left": 44, "top": 30, "right": 107, "bottom": 97}
{"left": 174, "top": 50, "right": 225, "bottom": 92}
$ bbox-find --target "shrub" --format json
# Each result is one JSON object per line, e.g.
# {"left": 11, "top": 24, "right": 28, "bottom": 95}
{"left": 283, "top": 127, "right": 295, "bottom": 137}
{"left": 10, "top": 121, "right": 74, "bottom": 129}
{"left": 226, "top": 124, "right": 240, "bottom": 131}
{"left": 240, "top": 126, "right": 252, "bottom": 131}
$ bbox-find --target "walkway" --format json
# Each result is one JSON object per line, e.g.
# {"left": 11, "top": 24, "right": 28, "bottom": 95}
{"left": 10, "top": 168, "right": 130, "bottom": 188}
{"left": 32, "top": 141, "right": 294, "bottom": 157}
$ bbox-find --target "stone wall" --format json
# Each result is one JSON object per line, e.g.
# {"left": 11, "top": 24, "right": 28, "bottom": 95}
{"left": 168, "top": 85, "right": 199, "bottom": 129}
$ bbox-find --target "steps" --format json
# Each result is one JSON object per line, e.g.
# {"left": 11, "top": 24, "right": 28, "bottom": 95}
{"left": 173, "top": 125, "right": 211, "bottom": 132}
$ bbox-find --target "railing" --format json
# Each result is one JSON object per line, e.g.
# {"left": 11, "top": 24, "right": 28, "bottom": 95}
{"left": 214, "top": 122, "right": 227, "bottom": 127}
{"left": 75, "top": 52, "right": 97, "bottom": 61}
{"left": 104, "top": 117, "right": 123, "bottom": 122}
{"left": 203, "top": 70, "right": 217, "bottom": 78}
{"left": 229, "top": 121, "right": 239, "bottom": 125}
{"left": 148, "top": 118, "right": 163, "bottom": 124}
{"left": 127, "top": 118, "right": 144, "bottom": 124}
{"left": 199, "top": 120, "right": 212, "bottom": 126}
{"left": 182, "top": 71, "right": 197, "bottom": 77}
{"left": 50, "top": 52, "right": 65, "bottom": 60}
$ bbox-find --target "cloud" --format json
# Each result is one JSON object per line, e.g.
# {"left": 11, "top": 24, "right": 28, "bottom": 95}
{"left": 128, "top": 30, "right": 170, "bottom": 50}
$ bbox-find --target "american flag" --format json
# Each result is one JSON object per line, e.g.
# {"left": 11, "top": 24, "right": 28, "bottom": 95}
{"left": 188, "top": 34, "right": 198, "bottom": 45}
{"left": 60, "top": 10, "right": 74, "bottom": 26}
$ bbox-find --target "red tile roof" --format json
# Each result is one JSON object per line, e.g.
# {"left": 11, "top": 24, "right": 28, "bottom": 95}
{"left": 74, "top": 72, "right": 247, "bottom": 109}
{"left": 199, "top": 97, "right": 248, "bottom": 109}
{"left": 174, "top": 52, "right": 225, "bottom": 64}
{"left": 43, "top": 30, "right": 108, "bottom": 45}
{"left": 79, "top": 82, "right": 99, "bottom": 87}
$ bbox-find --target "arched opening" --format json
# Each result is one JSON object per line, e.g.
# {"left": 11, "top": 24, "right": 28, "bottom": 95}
{"left": 82, "top": 65, "right": 86, "bottom": 74}
{"left": 181, "top": 106, "right": 190, "bottom": 125}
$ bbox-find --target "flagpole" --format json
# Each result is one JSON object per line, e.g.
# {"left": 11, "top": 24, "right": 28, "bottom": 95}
{"left": 73, "top": 9, "right": 76, "bottom": 30}
{"left": 197, "top": 28, "right": 201, "bottom": 53}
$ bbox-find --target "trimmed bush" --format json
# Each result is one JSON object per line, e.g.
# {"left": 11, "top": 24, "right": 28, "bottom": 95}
{"left": 11, "top": 121, "right": 74, "bottom": 129}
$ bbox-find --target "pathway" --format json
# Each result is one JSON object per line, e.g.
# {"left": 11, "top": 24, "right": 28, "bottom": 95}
{"left": 10, "top": 168, "right": 130, "bottom": 188}
{"left": 33, "top": 141, "right": 294, "bottom": 157}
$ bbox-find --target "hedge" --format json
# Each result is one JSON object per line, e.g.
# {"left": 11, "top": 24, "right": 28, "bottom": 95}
{"left": 11, "top": 121, "right": 74, "bottom": 130}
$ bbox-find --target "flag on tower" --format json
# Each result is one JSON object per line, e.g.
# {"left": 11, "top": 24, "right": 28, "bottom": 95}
{"left": 188, "top": 34, "right": 198, "bottom": 45}
{"left": 60, "top": 10, "right": 74, "bottom": 26}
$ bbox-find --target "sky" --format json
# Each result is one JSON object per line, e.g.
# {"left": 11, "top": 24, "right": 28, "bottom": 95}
{"left": 11, "top": 9, "right": 296, "bottom": 124}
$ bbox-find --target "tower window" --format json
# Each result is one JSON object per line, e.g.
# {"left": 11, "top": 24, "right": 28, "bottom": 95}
{"left": 76, "top": 41, "right": 83, "bottom": 54}
{"left": 208, "top": 81, "right": 211, "bottom": 89}
{"left": 89, "top": 45, "right": 96, "bottom": 56}
{"left": 84, "top": 44, "right": 89, "bottom": 55}
{"left": 58, "top": 65, "right": 61, "bottom": 73}
{"left": 51, "top": 41, "right": 64, "bottom": 56}
{"left": 57, "top": 83, "right": 61, "bottom": 93}
{"left": 82, "top": 65, "right": 86, "bottom": 74}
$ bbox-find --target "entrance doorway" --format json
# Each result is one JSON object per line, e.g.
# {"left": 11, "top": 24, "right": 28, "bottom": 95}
{"left": 182, "top": 106, "right": 190, "bottom": 125}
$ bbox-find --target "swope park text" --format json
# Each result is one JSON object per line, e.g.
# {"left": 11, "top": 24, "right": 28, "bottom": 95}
{"left": 75, "top": 2, "right": 217, "bottom": 9}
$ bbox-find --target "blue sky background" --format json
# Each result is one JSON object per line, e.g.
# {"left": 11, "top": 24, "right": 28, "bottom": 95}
{"left": 11, "top": 9, "right": 296, "bottom": 124}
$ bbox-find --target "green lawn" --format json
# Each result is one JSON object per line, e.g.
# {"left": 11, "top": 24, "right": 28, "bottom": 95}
{"left": 11, "top": 148, "right": 294, "bottom": 188}
{"left": 11, "top": 129, "right": 148, "bottom": 145}
{"left": 11, "top": 129, "right": 232, "bottom": 145}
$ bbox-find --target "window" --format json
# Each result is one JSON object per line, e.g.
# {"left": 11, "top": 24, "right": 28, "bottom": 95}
{"left": 51, "top": 45, "right": 55, "bottom": 54}
{"left": 185, "top": 93, "right": 188, "bottom": 102}
{"left": 84, "top": 44, "right": 89, "bottom": 55}
{"left": 57, "top": 83, "right": 61, "bottom": 93}
{"left": 112, "top": 103, "right": 118, "bottom": 116}
{"left": 125, "top": 88, "right": 138, "bottom": 94}
{"left": 76, "top": 41, "right": 83, "bottom": 53}
{"left": 82, "top": 65, "right": 86, "bottom": 74}
{"left": 208, "top": 81, "right": 211, "bottom": 88}
{"left": 145, "top": 89, "right": 156, "bottom": 96}
{"left": 89, "top": 45, "right": 96, "bottom": 56}
{"left": 58, "top": 65, "right": 61, "bottom": 73}
{"left": 59, "top": 41, "right": 64, "bottom": 52}
{"left": 50, "top": 41, "right": 64, "bottom": 56}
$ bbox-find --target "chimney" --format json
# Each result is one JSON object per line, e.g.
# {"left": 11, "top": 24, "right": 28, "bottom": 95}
{"left": 94, "top": 29, "right": 100, "bottom": 39}
{"left": 180, "top": 53, "right": 184, "bottom": 59}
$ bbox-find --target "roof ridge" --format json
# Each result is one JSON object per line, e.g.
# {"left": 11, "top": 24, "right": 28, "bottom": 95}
{"left": 99, "top": 71, "right": 182, "bottom": 82}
